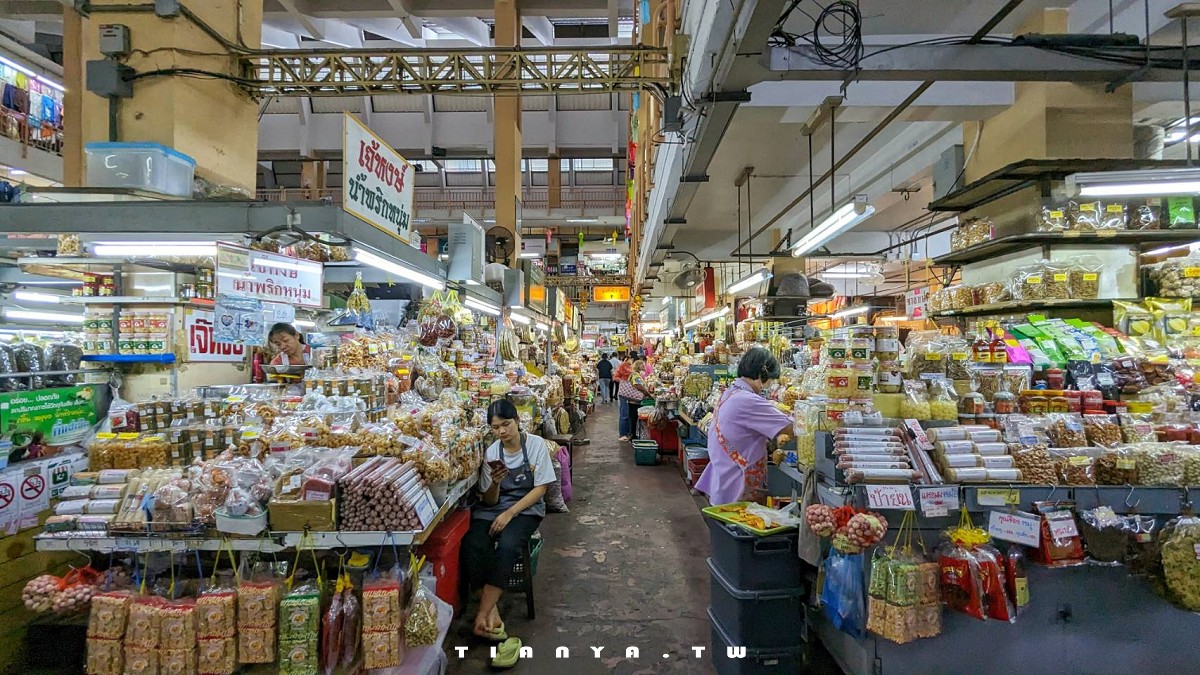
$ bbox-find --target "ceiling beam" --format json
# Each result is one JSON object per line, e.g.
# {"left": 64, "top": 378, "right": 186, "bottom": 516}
{"left": 766, "top": 44, "right": 1195, "bottom": 82}
{"left": 385, "top": 0, "right": 425, "bottom": 39}
{"left": 608, "top": 0, "right": 619, "bottom": 43}
{"left": 261, "top": 24, "right": 301, "bottom": 49}
{"left": 523, "top": 16, "right": 556, "bottom": 46}
{"left": 346, "top": 18, "right": 424, "bottom": 46}
{"left": 433, "top": 16, "right": 491, "bottom": 47}
{"left": 311, "top": 19, "right": 365, "bottom": 48}
{"left": 275, "top": 0, "right": 324, "bottom": 41}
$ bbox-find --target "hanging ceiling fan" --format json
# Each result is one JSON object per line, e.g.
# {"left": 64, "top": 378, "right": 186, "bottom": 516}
{"left": 485, "top": 227, "right": 516, "bottom": 263}
{"left": 668, "top": 251, "right": 705, "bottom": 291}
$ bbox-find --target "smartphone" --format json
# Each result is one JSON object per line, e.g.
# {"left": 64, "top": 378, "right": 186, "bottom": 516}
{"left": 488, "top": 459, "right": 507, "bottom": 470}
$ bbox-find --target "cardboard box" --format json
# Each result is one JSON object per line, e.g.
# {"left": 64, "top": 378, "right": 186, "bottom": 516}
{"left": 268, "top": 499, "right": 335, "bottom": 532}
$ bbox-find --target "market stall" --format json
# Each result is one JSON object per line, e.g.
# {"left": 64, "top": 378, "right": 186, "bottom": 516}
{"left": 0, "top": 196, "right": 576, "bottom": 674}
{"left": 747, "top": 163, "right": 1200, "bottom": 673}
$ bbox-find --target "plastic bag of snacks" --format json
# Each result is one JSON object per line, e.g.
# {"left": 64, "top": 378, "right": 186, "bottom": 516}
{"left": 1068, "top": 255, "right": 1103, "bottom": 299}
{"left": 1049, "top": 447, "right": 1099, "bottom": 485}
{"left": 87, "top": 590, "right": 132, "bottom": 640}
{"left": 1133, "top": 442, "right": 1186, "bottom": 486}
{"left": 1007, "top": 442, "right": 1057, "bottom": 485}
{"left": 1031, "top": 501, "right": 1086, "bottom": 567}
{"left": 900, "top": 380, "right": 931, "bottom": 420}
{"left": 362, "top": 569, "right": 403, "bottom": 632}
{"left": 86, "top": 637, "right": 123, "bottom": 675}
{"left": 928, "top": 378, "right": 958, "bottom": 421}
{"left": 321, "top": 576, "right": 346, "bottom": 675}
{"left": 1160, "top": 514, "right": 1200, "bottom": 611}
{"left": 1079, "top": 506, "right": 1128, "bottom": 564}
{"left": 973, "top": 545, "right": 1016, "bottom": 623}
{"left": 1082, "top": 414, "right": 1123, "bottom": 448}
{"left": 126, "top": 596, "right": 165, "bottom": 648}
{"left": 905, "top": 331, "right": 946, "bottom": 379}
{"left": 405, "top": 584, "right": 440, "bottom": 647}
{"left": 340, "top": 578, "right": 361, "bottom": 668}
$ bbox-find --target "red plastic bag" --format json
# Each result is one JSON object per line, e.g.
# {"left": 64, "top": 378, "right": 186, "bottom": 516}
{"left": 938, "top": 544, "right": 986, "bottom": 621}
{"left": 975, "top": 546, "right": 1016, "bottom": 623}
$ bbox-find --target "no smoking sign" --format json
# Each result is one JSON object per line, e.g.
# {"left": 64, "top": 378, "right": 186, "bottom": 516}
{"left": 21, "top": 475, "right": 44, "bottom": 500}
{"left": 0, "top": 483, "right": 13, "bottom": 508}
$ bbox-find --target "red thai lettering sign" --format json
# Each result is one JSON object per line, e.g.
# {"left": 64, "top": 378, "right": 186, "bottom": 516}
{"left": 185, "top": 309, "right": 247, "bottom": 363}
{"left": 215, "top": 242, "right": 323, "bottom": 308}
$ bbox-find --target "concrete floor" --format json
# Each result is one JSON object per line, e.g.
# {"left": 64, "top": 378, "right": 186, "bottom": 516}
{"left": 447, "top": 403, "right": 718, "bottom": 675}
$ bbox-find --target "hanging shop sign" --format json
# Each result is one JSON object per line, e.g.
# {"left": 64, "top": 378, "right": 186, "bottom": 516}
{"left": 343, "top": 113, "right": 415, "bottom": 244}
{"left": 905, "top": 286, "right": 930, "bottom": 319}
{"left": 0, "top": 385, "right": 99, "bottom": 448}
{"left": 525, "top": 263, "right": 547, "bottom": 313}
{"left": 694, "top": 266, "right": 716, "bottom": 312}
{"left": 592, "top": 286, "right": 631, "bottom": 303}
{"left": 521, "top": 238, "right": 547, "bottom": 258}
{"left": 216, "top": 242, "right": 323, "bottom": 308}
{"left": 554, "top": 289, "right": 568, "bottom": 323}
{"left": 185, "top": 309, "right": 248, "bottom": 363}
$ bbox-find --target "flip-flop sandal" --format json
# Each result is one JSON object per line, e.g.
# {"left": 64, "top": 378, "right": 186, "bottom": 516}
{"left": 491, "top": 637, "right": 522, "bottom": 669}
{"left": 474, "top": 621, "right": 507, "bottom": 641}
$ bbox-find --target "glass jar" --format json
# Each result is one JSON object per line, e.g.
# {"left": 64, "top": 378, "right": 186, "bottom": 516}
{"left": 1046, "top": 368, "right": 1065, "bottom": 390}
{"left": 959, "top": 391, "right": 986, "bottom": 416}
{"left": 824, "top": 338, "right": 849, "bottom": 366}
{"left": 977, "top": 409, "right": 997, "bottom": 430}
{"left": 850, "top": 338, "right": 873, "bottom": 364}
{"left": 875, "top": 361, "right": 903, "bottom": 393}
{"left": 875, "top": 327, "right": 900, "bottom": 361}
{"left": 993, "top": 390, "right": 1017, "bottom": 415}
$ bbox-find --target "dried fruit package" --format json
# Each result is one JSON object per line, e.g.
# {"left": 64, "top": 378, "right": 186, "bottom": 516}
{"left": 320, "top": 580, "right": 345, "bottom": 675}
{"left": 1032, "top": 501, "right": 1086, "bottom": 567}
{"left": 88, "top": 591, "right": 132, "bottom": 640}
{"left": 1161, "top": 515, "right": 1200, "bottom": 611}
{"left": 340, "top": 584, "right": 361, "bottom": 667}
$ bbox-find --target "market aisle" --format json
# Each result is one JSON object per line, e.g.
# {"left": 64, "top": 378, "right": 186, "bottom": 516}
{"left": 448, "top": 402, "right": 717, "bottom": 675}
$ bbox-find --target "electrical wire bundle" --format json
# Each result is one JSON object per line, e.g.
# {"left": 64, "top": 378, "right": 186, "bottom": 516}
{"left": 771, "top": 0, "right": 864, "bottom": 70}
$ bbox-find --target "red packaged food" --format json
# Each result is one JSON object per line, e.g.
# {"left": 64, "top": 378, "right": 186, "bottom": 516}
{"left": 1032, "top": 501, "right": 1086, "bottom": 567}
{"left": 1003, "top": 545, "right": 1029, "bottom": 611}
{"left": 975, "top": 546, "right": 1015, "bottom": 623}
{"left": 938, "top": 545, "right": 986, "bottom": 621}
{"left": 320, "top": 581, "right": 345, "bottom": 675}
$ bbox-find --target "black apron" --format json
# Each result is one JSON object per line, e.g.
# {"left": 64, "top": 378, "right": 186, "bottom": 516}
{"left": 474, "top": 434, "right": 546, "bottom": 521}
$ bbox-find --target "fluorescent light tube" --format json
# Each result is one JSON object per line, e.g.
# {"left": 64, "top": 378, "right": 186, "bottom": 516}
{"left": 1143, "top": 242, "right": 1200, "bottom": 257}
{"left": 353, "top": 247, "right": 446, "bottom": 290}
{"left": 819, "top": 271, "right": 874, "bottom": 279}
{"left": 13, "top": 291, "right": 61, "bottom": 304}
{"left": 4, "top": 308, "right": 84, "bottom": 323}
{"left": 684, "top": 306, "right": 730, "bottom": 328}
{"left": 510, "top": 312, "right": 531, "bottom": 325}
{"left": 535, "top": 322, "right": 550, "bottom": 331}
{"left": 661, "top": 297, "right": 671, "bottom": 306}
{"left": 831, "top": 305, "right": 872, "bottom": 319}
{"left": 727, "top": 269, "right": 772, "bottom": 295}
{"left": 294, "top": 319, "right": 316, "bottom": 328}
{"left": 1067, "top": 168, "right": 1200, "bottom": 198}
{"left": 519, "top": 252, "right": 539, "bottom": 258}
{"left": 93, "top": 242, "right": 217, "bottom": 257}
{"left": 464, "top": 297, "right": 500, "bottom": 316}
{"left": 879, "top": 315, "right": 910, "bottom": 322}
{"left": 588, "top": 253, "right": 624, "bottom": 260}
{"left": 791, "top": 201, "right": 875, "bottom": 257}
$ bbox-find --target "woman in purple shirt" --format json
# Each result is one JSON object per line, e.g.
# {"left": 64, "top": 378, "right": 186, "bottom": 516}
{"left": 695, "top": 348, "right": 792, "bottom": 505}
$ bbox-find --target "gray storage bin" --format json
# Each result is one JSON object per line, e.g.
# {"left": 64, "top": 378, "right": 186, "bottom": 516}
{"left": 708, "top": 558, "right": 805, "bottom": 649}
{"left": 709, "top": 607, "right": 805, "bottom": 675}
{"left": 706, "top": 516, "right": 802, "bottom": 591}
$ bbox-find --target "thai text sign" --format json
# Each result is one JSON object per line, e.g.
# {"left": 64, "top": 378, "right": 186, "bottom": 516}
{"left": 0, "top": 386, "right": 98, "bottom": 446}
{"left": 185, "top": 309, "right": 247, "bottom": 362}
{"left": 593, "top": 286, "right": 631, "bottom": 303}
{"left": 343, "top": 113, "right": 414, "bottom": 244}
{"left": 216, "top": 243, "right": 323, "bottom": 308}
{"left": 987, "top": 509, "right": 1041, "bottom": 547}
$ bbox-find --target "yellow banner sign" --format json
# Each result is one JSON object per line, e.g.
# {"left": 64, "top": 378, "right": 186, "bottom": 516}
{"left": 593, "top": 286, "right": 631, "bottom": 303}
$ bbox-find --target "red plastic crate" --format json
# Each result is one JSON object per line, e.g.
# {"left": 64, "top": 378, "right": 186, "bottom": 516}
{"left": 418, "top": 507, "right": 471, "bottom": 612}
{"left": 686, "top": 458, "right": 710, "bottom": 486}
{"left": 648, "top": 420, "right": 681, "bottom": 454}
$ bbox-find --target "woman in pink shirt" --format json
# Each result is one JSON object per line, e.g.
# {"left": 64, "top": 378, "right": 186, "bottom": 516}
{"left": 695, "top": 348, "right": 792, "bottom": 505}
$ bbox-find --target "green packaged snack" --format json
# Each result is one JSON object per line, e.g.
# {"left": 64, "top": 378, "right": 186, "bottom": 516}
{"left": 1168, "top": 196, "right": 1197, "bottom": 229}
{"left": 278, "top": 587, "right": 321, "bottom": 643}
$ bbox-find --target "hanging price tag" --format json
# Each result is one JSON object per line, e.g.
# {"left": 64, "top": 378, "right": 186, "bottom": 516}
{"left": 988, "top": 510, "right": 1041, "bottom": 547}
{"left": 1049, "top": 517, "right": 1079, "bottom": 540}
{"left": 977, "top": 488, "right": 1020, "bottom": 506}
{"left": 865, "top": 485, "right": 915, "bottom": 511}
{"left": 919, "top": 487, "right": 958, "bottom": 517}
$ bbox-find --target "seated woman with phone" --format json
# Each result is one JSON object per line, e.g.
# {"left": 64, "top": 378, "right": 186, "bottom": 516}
{"left": 460, "top": 399, "right": 556, "bottom": 666}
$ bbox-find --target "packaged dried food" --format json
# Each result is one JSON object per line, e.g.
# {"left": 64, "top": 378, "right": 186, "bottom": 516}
{"left": 1130, "top": 200, "right": 1161, "bottom": 230}
{"left": 197, "top": 638, "right": 236, "bottom": 675}
{"left": 1133, "top": 443, "right": 1186, "bottom": 486}
{"left": 929, "top": 378, "right": 958, "bottom": 421}
{"left": 1161, "top": 515, "right": 1200, "bottom": 610}
{"left": 875, "top": 327, "right": 900, "bottom": 361}
{"left": 1068, "top": 200, "right": 1103, "bottom": 230}
{"left": 1050, "top": 447, "right": 1097, "bottom": 485}
{"left": 1098, "top": 202, "right": 1128, "bottom": 230}
{"left": 944, "top": 337, "right": 972, "bottom": 380}
{"left": 1079, "top": 506, "right": 1128, "bottom": 564}
{"left": 1095, "top": 447, "right": 1138, "bottom": 485}
{"left": 1012, "top": 264, "right": 1047, "bottom": 301}
{"left": 280, "top": 638, "right": 319, "bottom": 675}
{"left": 278, "top": 586, "right": 321, "bottom": 643}
{"left": 87, "top": 637, "right": 123, "bottom": 675}
{"left": 1046, "top": 414, "right": 1087, "bottom": 447}
{"left": 1001, "top": 545, "right": 1029, "bottom": 612}
{"left": 159, "top": 648, "right": 195, "bottom": 675}
{"left": 900, "top": 380, "right": 931, "bottom": 420}
{"left": 1042, "top": 261, "right": 1072, "bottom": 299}
{"left": 361, "top": 573, "right": 402, "bottom": 632}
{"left": 1008, "top": 441, "right": 1056, "bottom": 482}
{"left": 405, "top": 585, "right": 439, "bottom": 647}
{"left": 10, "top": 342, "right": 45, "bottom": 389}
{"left": 1032, "top": 501, "right": 1086, "bottom": 567}
{"left": 1119, "top": 413, "right": 1158, "bottom": 443}
{"left": 977, "top": 282, "right": 1010, "bottom": 305}
{"left": 124, "top": 646, "right": 157, "bottom": 675}
{"left": 1147, "top": 257, "right": 1200, "bottom": 298}
{"left": 875, "top": 361, "right": 902, "bottom": 394}
{"left": 1068, "top": 255, "right": 1103, "bottom": 299}
{"left": 1082, "top": 414, "right": 1122, "bottom": 448}
{"left": 237, "top": 578, "right": 278, "bottom": 629}
{"left": 1037, "top": 204, "right": 1068, "bottom": 231}
{"left": 974, "top": 545, "right": 1016, "bottom": 622}
{"left": 126, "top": 597, "right": 164, "bottom": 648}
{"left": 906, "top": 331, "right": 946, "bottom": 378}
{"left": 363, "top": 631, "right": 402, "bottom": 669}
{"left": 88, "top": 591, "right": 132, "bottom": 640}
{"left": 1167, "top": 195, "right": 1197, "bottom": 229}
{"left": 239, "top": 627, "right": 275, "bottom": 664}
{"left": 159, "top": 600, "right": 197, "bottom": 650}
{"left": 196, "top": 589, "right": 236, "bottom": 638}
{"left": 938, "top": 543, "right": 986, "bottom": 621}
{"left": 825, "top": 367, "right": 855, "bottom": 399}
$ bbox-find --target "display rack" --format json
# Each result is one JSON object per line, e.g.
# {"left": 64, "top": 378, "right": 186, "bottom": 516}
{"left": 34, "top": 475, "right": 477, "bottom": 554}
{"left": 81, "top": 354, "right": 176, "bottom": 364}
{"left": 933, "top": 229, "right": 1200, "bottom": 266}
{"left": 929, "top": 297, "right": 1132, "bottom": 318}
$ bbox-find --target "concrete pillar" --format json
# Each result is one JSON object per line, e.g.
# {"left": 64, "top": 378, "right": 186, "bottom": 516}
{"left": 64, "top": 0, "right": 263, "bottom": 192}
{"left": 964, "top": 8, "right": 1133, "bottom": 183}
{"left": 493, "top": 0, "right": 522, "bottom": 267}
{"left": 547, "top": 156, "right": 562, "bottom": 208}
{"left": 300, "top": 160, "right": 325, "bottom": 200}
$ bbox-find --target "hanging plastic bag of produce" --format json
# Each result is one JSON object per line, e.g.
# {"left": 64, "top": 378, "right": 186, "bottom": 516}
{"left": 820, "top": 550, "right": 866, "bottom": 638}
{"left": 1160, "top": 514, "right": 1200, "bottom": 611}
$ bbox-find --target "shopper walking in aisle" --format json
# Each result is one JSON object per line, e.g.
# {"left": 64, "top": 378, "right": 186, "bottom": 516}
{"left": 596, "top": 353, "right": 613, "bottom": 404}
{"left": 614, "top": 355, "right": 634, "bottom": 440}
{"left": 607, "top": 353, "right": 622, "bottom": 401}
{"left": 618, "top": 359, "right": 652, "bottom": 441}
{"left": 695, "top": 347, "right": 792, "bottom": 505}
{"left": 461, "top": 400, "right": 555, "bottom": 666}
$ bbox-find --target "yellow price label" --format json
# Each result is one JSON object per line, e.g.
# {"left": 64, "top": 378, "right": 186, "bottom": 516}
{"left": 1050, "top": 210, "right": 1064, "bottom": 219}
{"left": 1184, "top": 267, "right": 1200, "bottom": 278}
{"left": 1117, "top": 458, "right": 1136, "bottom": 470}
{"left": 117, "top": 433, "right": 140, "bottom": 440}
{"left": 951, "top": 352, "right": 969, "bottom": 361}
{"left": 1080, "top": 203, "right": 1097, "bottom": 212}
{"left": 1026, "top": 276, "right": 1042, "bottom": 284}
{"left": 1082, "top": 273, "right": 1098, "bottom": 281}
{"left": 96, "top": 432, "right": 117, "bottom": 440}
{"left": 1107, "top": 204, "right": 1125, "bottom": 213}
{"left": 924, "top": 353, "right": 942, "bottom": 361}
{"left": 1053, "top": 273, "right": 1069, "bottom": 282}
{"left": 977, "top": 488, "right": 1020, "bottom": 506}
{"left": 1069, "top": 455, "right": 1091, "bottom": 466}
